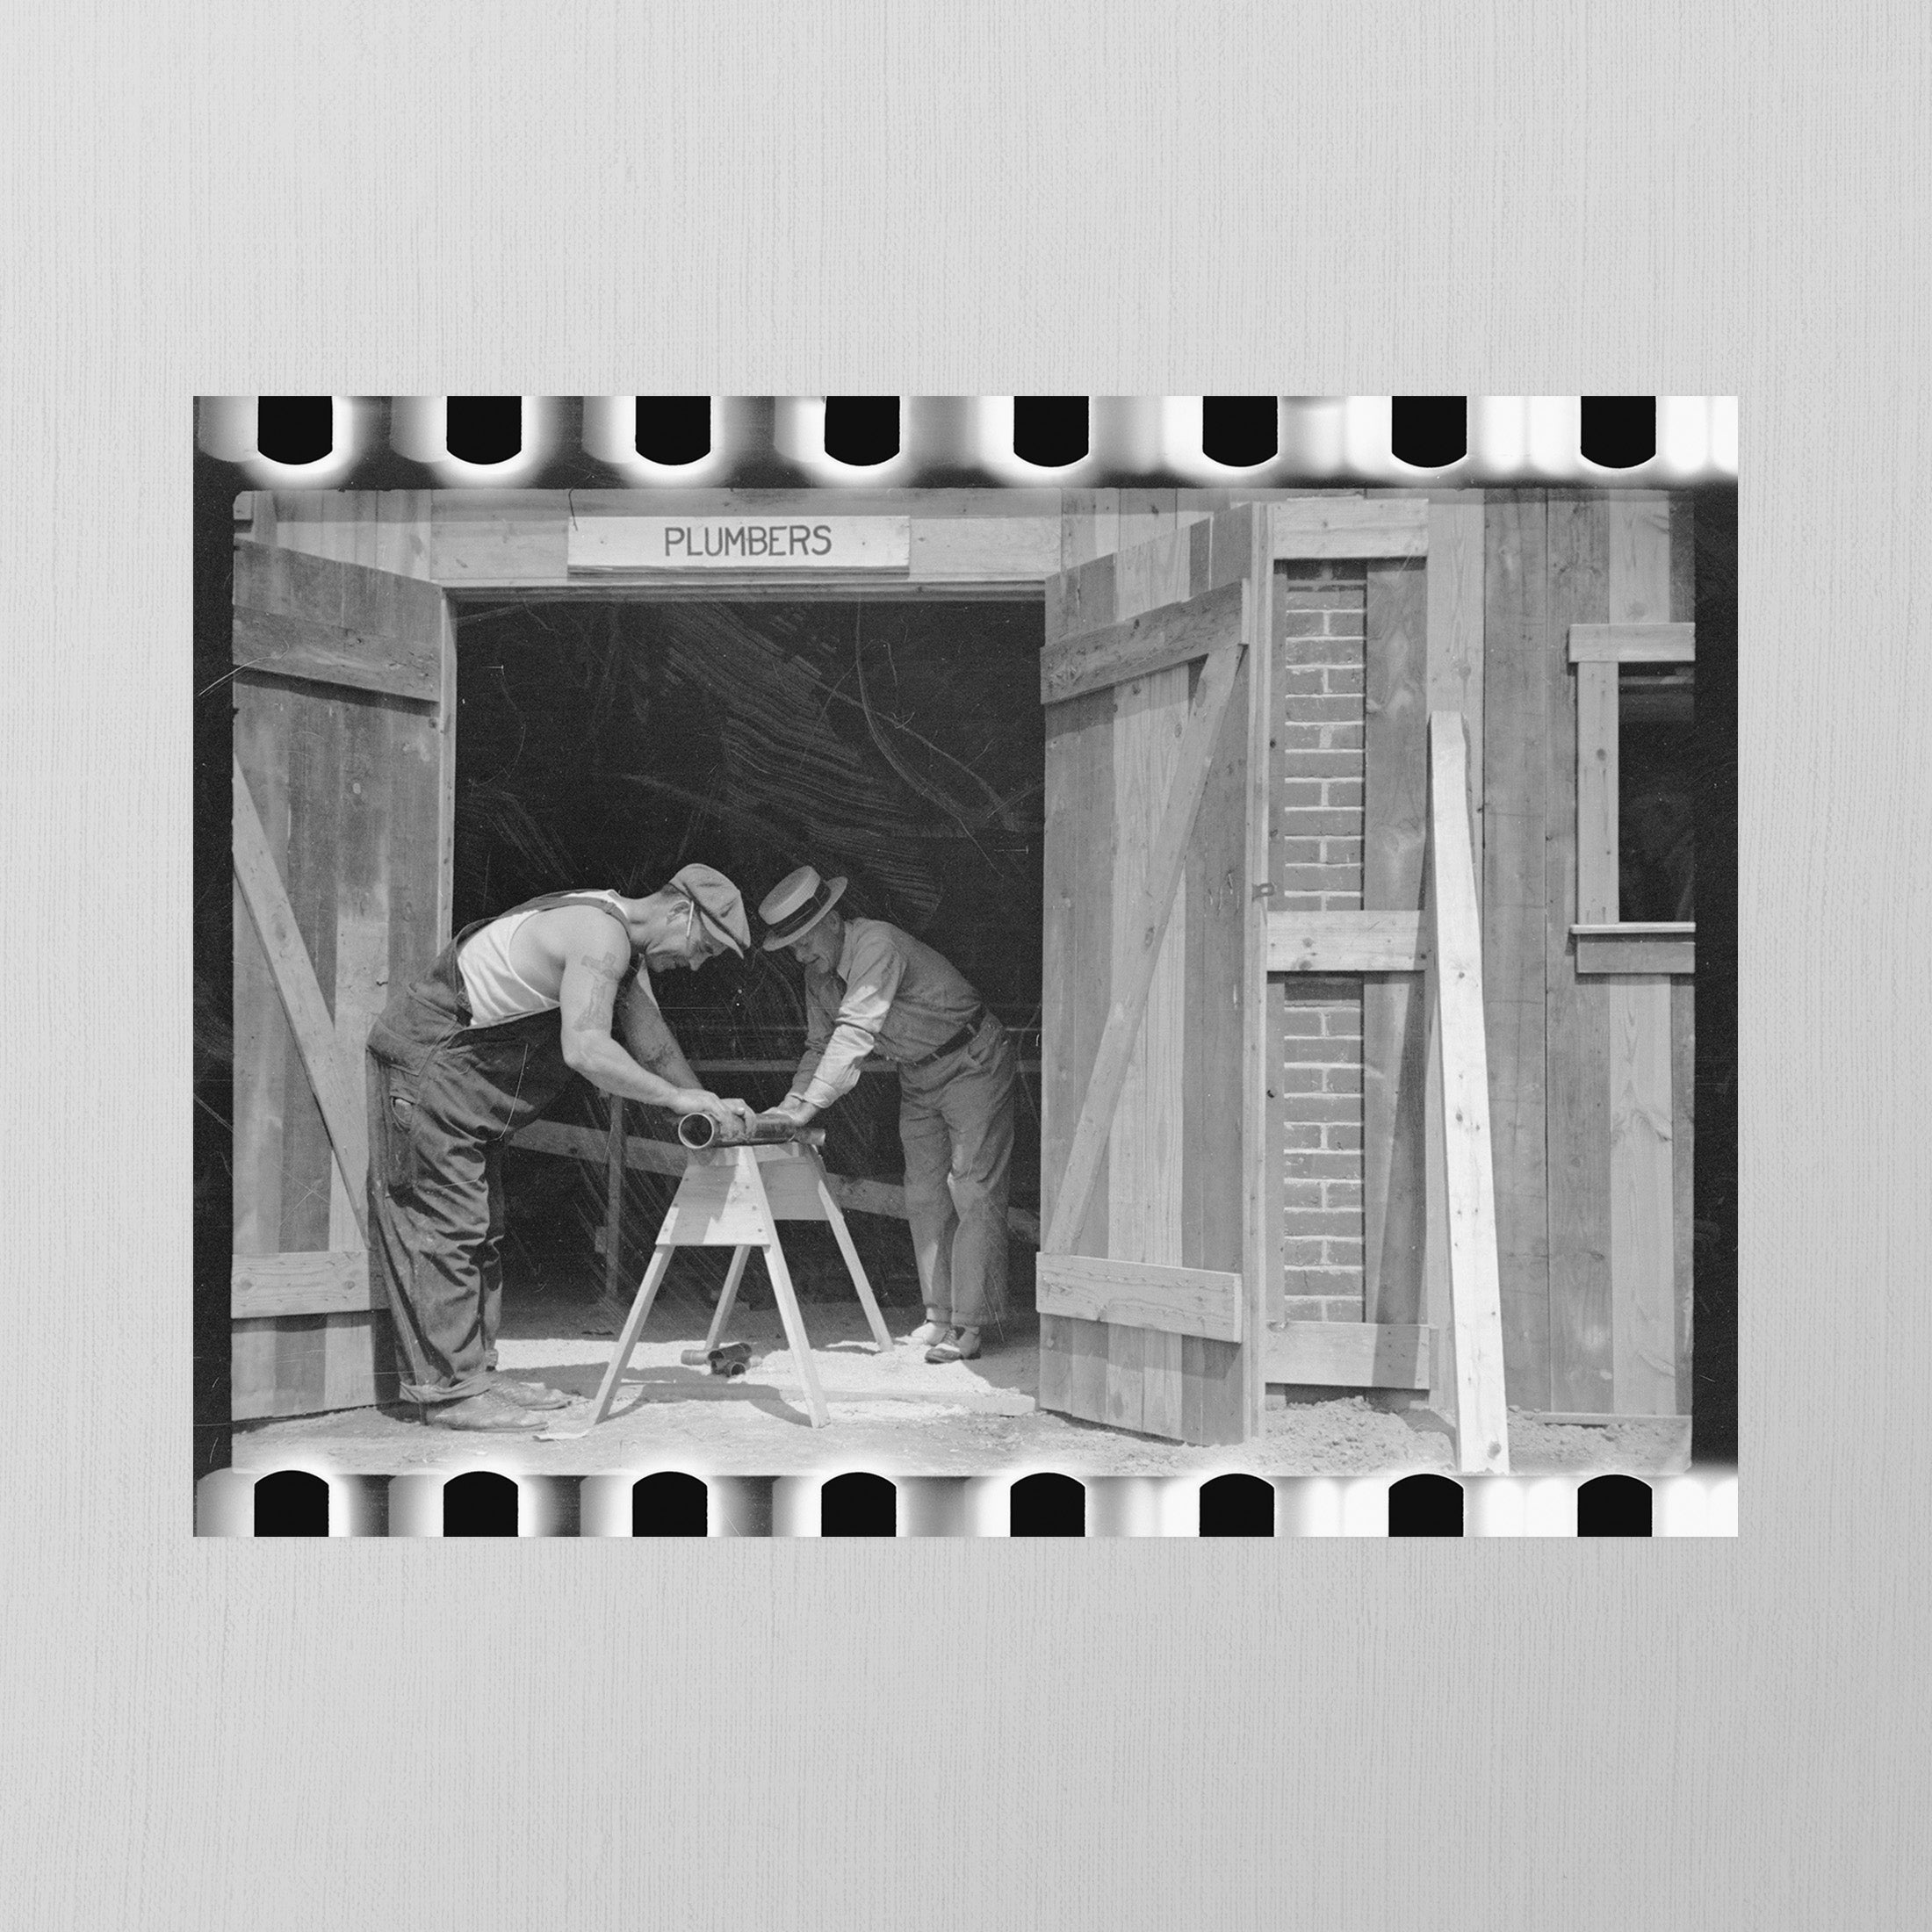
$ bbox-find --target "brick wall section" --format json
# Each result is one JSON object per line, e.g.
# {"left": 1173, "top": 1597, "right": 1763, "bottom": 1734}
{"left": 1271, "top": 563, "right": 1366, "bottom": 1323}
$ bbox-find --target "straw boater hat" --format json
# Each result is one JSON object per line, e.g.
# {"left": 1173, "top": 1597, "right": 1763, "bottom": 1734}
{"left": 758, "top": 864, "right": 847, "bottom": 951}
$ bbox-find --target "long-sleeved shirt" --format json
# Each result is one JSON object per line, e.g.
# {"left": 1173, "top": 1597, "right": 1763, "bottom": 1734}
{"left": 785, "top": 917, "right": 986, "bottom": 1111}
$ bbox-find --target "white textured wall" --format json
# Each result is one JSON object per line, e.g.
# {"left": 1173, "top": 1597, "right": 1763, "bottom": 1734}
{"left": 5, "top": 2, "right": 1928, "bottom": 1928}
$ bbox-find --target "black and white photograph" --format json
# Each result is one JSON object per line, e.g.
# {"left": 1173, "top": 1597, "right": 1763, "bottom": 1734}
{"left": 11, "top": 2, "right": 1927, "bottom": 1926}
{"left": 194, "top": 398, "right": 1737, "bottom": 1522}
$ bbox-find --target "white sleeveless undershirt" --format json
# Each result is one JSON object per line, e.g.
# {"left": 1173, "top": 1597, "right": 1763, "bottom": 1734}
{"left": 457, "top": 891, "right": 631, "bottom": 1027}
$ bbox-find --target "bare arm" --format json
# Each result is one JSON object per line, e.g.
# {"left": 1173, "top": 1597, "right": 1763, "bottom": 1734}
{"left": 617, "top": 975, "right": 702, "bottom": 1089}
{"left": 557, "top": 925, "right": 731, "bottom": 1119}
{"left": 778, "top": 935, "right": 903, "bottom": 1121}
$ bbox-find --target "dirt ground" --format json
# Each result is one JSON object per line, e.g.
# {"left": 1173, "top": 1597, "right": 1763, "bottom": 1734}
{"left": 234, "top": 1291, "right": 1690, "bottom": 1479}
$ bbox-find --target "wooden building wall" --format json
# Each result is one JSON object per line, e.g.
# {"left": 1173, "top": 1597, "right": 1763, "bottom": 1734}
{"left": 227, "top": 484, "right": 1695, "bottom": 1424}
{"left": 1058, "top": 487, "right": 1698, "bottom": 1420}
{"left": 1481, "top": 490, "right": 1695, "bottom": 1417}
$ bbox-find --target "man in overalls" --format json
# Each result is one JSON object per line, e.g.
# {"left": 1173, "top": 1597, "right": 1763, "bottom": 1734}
{"left": 365, "top": 864, "right": 754, "bottom": 1432}
{"left": 757, "top": 865, "right": 1016, "bottom": 1364}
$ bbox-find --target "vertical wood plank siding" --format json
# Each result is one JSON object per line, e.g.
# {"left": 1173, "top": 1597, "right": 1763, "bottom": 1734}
{"left": 1481, "top": 494, "right": 1552, "bottom": 1411}
{"left": 1671, "top": 978, "right": 1697, "bottom": 1416}
{"left": 1544, "top": 496, "right": 1615, "bottom": 1413}
{"left": 1609, "top": 975, "right": 1678, "bottom": 1412}
{"left": 1604, "top": 496, "right": 1683, "bottom": 1415}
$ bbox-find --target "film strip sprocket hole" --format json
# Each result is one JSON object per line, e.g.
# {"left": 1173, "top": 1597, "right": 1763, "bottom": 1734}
{"left": 198, "top": 393, "right": 1736, "bottom": 1530}
{"left": 199, "top": 1470, "right": 1739, "bottom": 1539}
{"left": 201, "top": 394, "right": 1738, "bottom": 488}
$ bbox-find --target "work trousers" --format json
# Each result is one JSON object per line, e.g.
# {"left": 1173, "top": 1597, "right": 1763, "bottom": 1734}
{"left": 366, "top": 1057, "right": 514, "bottom": 1404}
{"left": 365, "top": 983, "right": 573, "bottom": 1406}
{"left": 897, "top": 1016, "right": 1017, "bottom": 1332}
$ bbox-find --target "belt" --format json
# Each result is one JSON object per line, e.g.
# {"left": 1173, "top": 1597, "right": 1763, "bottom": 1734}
{"left": 903, "top": 1008, "right": 989, "bottom": 1070}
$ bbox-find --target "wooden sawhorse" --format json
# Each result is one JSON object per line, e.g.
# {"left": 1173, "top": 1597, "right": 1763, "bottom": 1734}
{"left": 580, "top": 1139, "right": 895, "bottom": 1430}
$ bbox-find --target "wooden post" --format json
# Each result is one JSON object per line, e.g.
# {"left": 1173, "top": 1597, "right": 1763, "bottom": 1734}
{"left": 603, "top": 1096, "right": 626, "bottom": 1308}
{"left": 1426, "top": 712, "right": 1510, "bottom": 1474}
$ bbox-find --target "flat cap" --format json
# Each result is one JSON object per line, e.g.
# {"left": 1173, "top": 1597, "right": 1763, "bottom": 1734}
{"left": 668, "top": 862, "right": 751, "bottom": 957}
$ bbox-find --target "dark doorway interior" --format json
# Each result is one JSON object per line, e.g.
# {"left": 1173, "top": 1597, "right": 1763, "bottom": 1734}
{"left": 1619, "top": 663, "right": 1696, "bottom": 923}
{"left": 450, "top": 597, "right": 1046, "bottom": 1322}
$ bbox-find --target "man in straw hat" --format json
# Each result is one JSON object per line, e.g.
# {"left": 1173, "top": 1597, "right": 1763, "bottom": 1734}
{"left": 756, "top": 864, "right": 1016, "bottom": 1364}
{"left": 365, "top": 865, "right": 756, "bottom": 1432}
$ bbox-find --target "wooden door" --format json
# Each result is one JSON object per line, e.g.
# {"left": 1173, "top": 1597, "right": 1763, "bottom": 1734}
{"left": 1034, "top": 506, "right": 1269, "bottom": 1445}
{"left": 229, "top": 535, "right": 453, "bottom": 1418}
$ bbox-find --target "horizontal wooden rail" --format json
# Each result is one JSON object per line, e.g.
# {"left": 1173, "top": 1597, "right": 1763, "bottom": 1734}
{"left": 1532, "top": 1411, "right": 1690, "bottom": 1428}
{"left": 1272, "top": 497, "right": 1429, "bottom": 559}
{"left": 689, "top": 1057, "right": 1043, "bottom": 1075}
{"left": 1267, "top": 910, "right": 1428, "bottom": 973}
{"left": 513, "top": 1118, "right": 1042, "bottom": 1246}
{"left": 1263, "top": 1321, "right": 1431, "bottom": 1389}
{"left": 1571, "top": 922, "right": 1695, "bottom": 934}
{"left": 1035, "top": 1254, "right": 1243, "bottom": 1343}
{"left": 232, "top": 1250, "right": 378, "bottom": 1319}
{"left": 1040, "top": 578, "right": 1242, "bottom": 705}
{"left": 233, "top": 605, "right": 443, "bottom": 703}
{"left": 1572, "top": 922, "right": 1696, "bottom": 976}
{"left": 1568, "top": 622, "right": 1695, "bottom": 663}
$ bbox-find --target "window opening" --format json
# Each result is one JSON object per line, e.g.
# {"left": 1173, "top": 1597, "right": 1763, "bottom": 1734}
{"left": 1618, "top": 663, "right": 1695, "bottom": 922}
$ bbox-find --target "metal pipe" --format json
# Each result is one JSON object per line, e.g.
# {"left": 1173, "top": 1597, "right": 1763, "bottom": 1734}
{"left": 676, "top": 1112, "right": 826, "bottom": 1150}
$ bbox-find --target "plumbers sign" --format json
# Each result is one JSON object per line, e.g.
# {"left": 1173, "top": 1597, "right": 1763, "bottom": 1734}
{"left": 567, "top": 516, "right": 912, "bottom": 573}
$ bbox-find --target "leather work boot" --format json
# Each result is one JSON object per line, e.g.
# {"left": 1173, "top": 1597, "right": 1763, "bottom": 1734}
{"left": 422, "top": 1390, "right": 548, "bottom": 1432}
{"left": 925, "top": 1328, "right": 982, "bottom": 1364}
{"left": 486, "top": 1373, "right": 571, "bottom": 1410}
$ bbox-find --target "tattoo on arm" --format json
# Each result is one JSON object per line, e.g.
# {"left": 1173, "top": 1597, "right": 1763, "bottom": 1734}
{"left": 566, "top": 948, "right": 624, "bottom": 1037}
